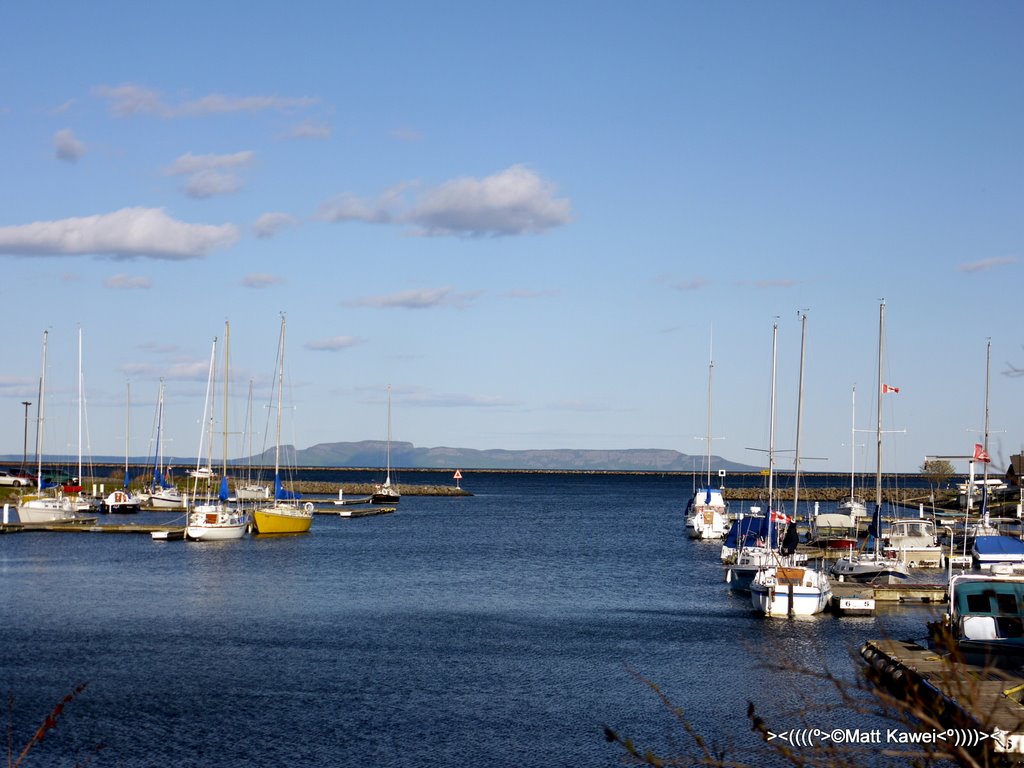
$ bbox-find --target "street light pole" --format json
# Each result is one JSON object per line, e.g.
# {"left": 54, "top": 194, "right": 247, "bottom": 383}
{"left": 21, "top": 400, "right": 31, "bottom": 470}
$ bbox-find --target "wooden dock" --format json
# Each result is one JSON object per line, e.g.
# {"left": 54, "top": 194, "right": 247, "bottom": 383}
{"left": 1, "top": 520, "right": 185, "bottom": 535}
{"left": 832, "top": 580, "right": 948, "bottom": 603}
{"left": 862, "top": 638, "right": 1024, "bottom": 759}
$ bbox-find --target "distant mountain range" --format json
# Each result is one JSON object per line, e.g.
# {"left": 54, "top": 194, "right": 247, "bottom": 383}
{"left": 2, "top": 441, "right": 760, "bottom": 473}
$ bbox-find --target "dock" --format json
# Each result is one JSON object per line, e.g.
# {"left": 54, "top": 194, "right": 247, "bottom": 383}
{"left": 862, "top": 638, "right": 1024, "bottom": 758}
{"left": 1, "top": 520, "right": 184, "bottom": 535}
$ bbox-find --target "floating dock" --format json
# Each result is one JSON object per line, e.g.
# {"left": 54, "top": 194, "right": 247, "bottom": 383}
{"left": 862, "top": 638, "right": 1024, "bottom": 758}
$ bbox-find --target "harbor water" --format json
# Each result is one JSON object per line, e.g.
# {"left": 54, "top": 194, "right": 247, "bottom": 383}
{"left": 0, "top": 472, "right": 940, "bottom": 767}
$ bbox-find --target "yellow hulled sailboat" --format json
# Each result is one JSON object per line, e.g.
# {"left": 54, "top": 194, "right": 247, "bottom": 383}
{"left": 251, "top": 315, "right": 313, "bottom": 535}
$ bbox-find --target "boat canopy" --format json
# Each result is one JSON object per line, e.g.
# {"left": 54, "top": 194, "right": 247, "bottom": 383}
{"left": 723, "top": 514, "right": 779, "bottom": 550}
{"left": 952, "top": 577, "right": 1024, "bottom": 617}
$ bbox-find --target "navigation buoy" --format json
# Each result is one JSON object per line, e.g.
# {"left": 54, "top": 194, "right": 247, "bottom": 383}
{"left": 453, "top": 469, "right": 462, "bottom": 489}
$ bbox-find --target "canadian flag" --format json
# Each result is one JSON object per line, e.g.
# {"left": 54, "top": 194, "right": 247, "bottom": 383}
{"left": 771, "top": 510, "right": 792, "bottom": 524}
{"left": 882, "top": 384, "right": 900, "bottom": 394}
{"left": 974, "top": 444, "right": 991, "bottom": 463}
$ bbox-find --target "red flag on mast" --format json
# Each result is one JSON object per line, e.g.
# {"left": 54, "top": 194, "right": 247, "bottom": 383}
{"left": 882, "top": 384, "right": 900, "bottom": 394}
{"left": 974, "top": 444, "right": 991, "bottom": 463}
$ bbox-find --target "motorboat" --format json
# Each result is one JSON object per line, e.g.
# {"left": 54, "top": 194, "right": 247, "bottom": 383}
{"left": 928, "top": 571, "right": 1024, "bottom": 668}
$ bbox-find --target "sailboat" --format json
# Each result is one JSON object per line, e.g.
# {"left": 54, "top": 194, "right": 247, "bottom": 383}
{"left": 251, "top": 315, "right": 314, "bottom": 535}
{"left": 830, "top": 301, "right": 910, "bottom": 584}
{"left": 102, "top": 381, "right": 142, "bottom": 513}
{"left": 143, "top": 381, "right": 186, "bottom": 509}
{"left": 233, "top": 379, "right": 270, "bottom": 501}
{"left": 186, "top": 324, "right": 247, "bottom": 541}
{"left": 724, "top": 320, "right": 800, "bottom": 591}
{"left": 685, "top": 344, "right": 728, "bottom": 539}
{"left": 69, "top": 327, "right": 104, "bottom": 514}
{"left": 17, "top": 331, "right": 78, "bottom": 523}
{"left": 371, "top": 385, "right": 401, "bottom": 505}
{"left": 750, "top": 311, "right": 832, "bottom": 616}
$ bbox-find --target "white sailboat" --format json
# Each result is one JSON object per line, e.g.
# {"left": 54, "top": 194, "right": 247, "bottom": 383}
{"left": 725, "top": 320, "right": 804, "bottom": 591}
{"left": 70, "top": 327, "right": 103, "bottom": 514}
{"left": 750, "top": 311, "right": 832, "bottom": 617}
{"left": 18, "top": 331, "right": 78, "bottom": 524}
{"left": 233, "top": 379, "right": 270, "bottom": 501}
{"left": 371, "top": 385, "right": 400, "bottom": 505}
{"left": 141, "top": 381, "right": 186, "bottom": 510}
{"left": 685, "top": 345, "right": 728, "bottom": 539}
{"left": 102, "top": 381, "right": 142, "bottom": 513}
{"left": 830, "top": 301, "right": 910, "bottom": 584}
{"left": 186, "top": 324, "right": 247, "bottom": 541}
{"left": 251, "top": 315, "right": 314, "bottom": 535}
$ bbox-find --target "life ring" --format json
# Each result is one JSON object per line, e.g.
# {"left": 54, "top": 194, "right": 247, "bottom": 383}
{"left": 304, "top": 502, "right": 315, "bottom": 513}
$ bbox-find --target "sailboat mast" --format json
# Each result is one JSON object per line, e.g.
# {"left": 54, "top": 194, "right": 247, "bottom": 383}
{"left": 124, "top": 381, "right": 131, "bottom": 484}
{"left": 793, "top": 311, "right": 808, "bottom": 513}
{"left": 223, "top": 321, "right": 230, "bottom": 480}
{"left": 194, "top": 338, "right": 216, "bottom": 499}
{"left": 386, "top": 384, "right": 392, "bottom": 483}
{"left": 274, "top": 316, "right": 286, "bottom": 479}
{"left": 35, "top": 330, "right": 47, "bottom": 493}
{"left": 850, "top": 386, "right": 856, "bottom": 500}
{"left": 876, "top": 301, "right": 885, "bottom": 513}
{"left": 768, "top": 319, "right": 778, "bottom": 512}
{"left": 706, "top": 337, "right": 713, "bottom": 487}
{"left": 982, "top": 338, "right": 992, "bottom": 520}
{"left": 78, "top": 327, "right": 83, "bottom": 486}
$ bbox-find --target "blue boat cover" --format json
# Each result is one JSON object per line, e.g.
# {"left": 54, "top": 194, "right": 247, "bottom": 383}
{"left": 723, "top": 514, "right": 779, "bottom": 549}
{"left": 274, "top": 474, "right": 301, "bottom": 501}
{"left": 974, "top": 536, "right": 1024, "bottom": 557}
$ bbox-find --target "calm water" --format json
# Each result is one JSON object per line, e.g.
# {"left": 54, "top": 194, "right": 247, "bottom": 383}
{"left": 0, "top": 473, "right": 939, "bottom": 767}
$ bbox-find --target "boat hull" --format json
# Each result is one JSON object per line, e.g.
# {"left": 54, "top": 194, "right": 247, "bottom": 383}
{"left": 686, "top": 506, "right": 728, "bottom": 540}
{"left": 830, "top": 554, "right": 909, "bottom": 584}
{"left": 17, "top": 497, "right": 78, "bottom": 523}
{"left": 750, "top": 566, "right": 831, "bottom": 616}
{"left": 187, "top": 523, "right": 246, "bottom": 541}
{"left": 371, "top": 492, "right": 400, "bottom": 505}
{"left": 186, "top": 505, "right": 247, "bottom": 541}
{"left": 252, "top": 505, "right": 313, "bottom": 535}
{"left": 147, "top": 490, "right": 185, "bottom": 509}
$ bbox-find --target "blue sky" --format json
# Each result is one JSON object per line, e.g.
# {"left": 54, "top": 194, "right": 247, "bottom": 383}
{"left": 0, "top": 2, "right": 1021, "bottom": 474}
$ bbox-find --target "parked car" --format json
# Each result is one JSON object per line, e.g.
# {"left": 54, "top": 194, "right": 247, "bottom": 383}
{"left": 39, "top": 469, "right": 76, "bottom": 486}
{"left": 0, "top": 469, "right": 31, "bottom": 487}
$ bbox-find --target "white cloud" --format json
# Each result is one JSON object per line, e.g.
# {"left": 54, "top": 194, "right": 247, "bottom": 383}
{"left": 316, "top": 183, "right": 411, "bottom": 224}
{"left": 0, "top": 207, "right": 239, "bottom": 260}
{"left": 958, "top": 255, "right": 1019, "bottom": 273}
{"left": 253, "top": 213, "right": 298, "bottom": 239}
{"left": 241, "top": 273, "right": 286, "bottom": 288}
{"left": 94, "top": 83, "right": 317, "bottom": 117}
{"left": 54, "top": 128, "right": 86, "bottom": 162}
{"left": 305, "top": 336, "right": 363, "bottom": 351}
{"left": 344, "top": 286, "right": 481, "bottom": 309}
{"left": 185, "top": 170, "right": 241, "bottom": 199}
{"left": 165, "top": 151, "right": 255, "bottom": 175}
{"left": 318, "top": 166, "right": 572, "bottom": 238}
{"left": 406, "top": 165, "right": 572, "bottom": 237}
{"left": 164, "top": 152, "right": 253, "bottom": 199}
{"left": 104, "top": 273, "right": 152, "bottom": 290}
